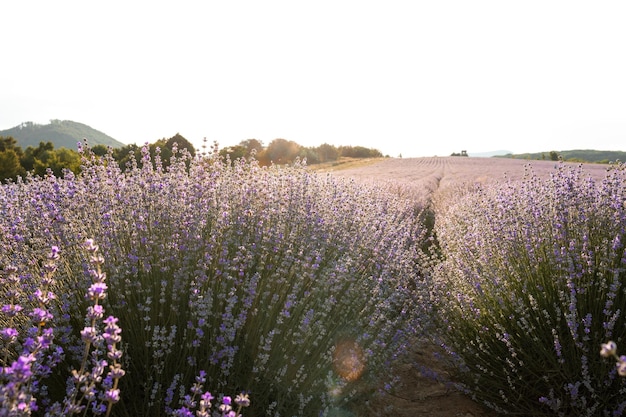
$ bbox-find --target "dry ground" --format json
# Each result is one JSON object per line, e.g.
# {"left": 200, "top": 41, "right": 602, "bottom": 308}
{"left": 361, "top": 341, "right": 498, "bottom": 417}
{"left": 308, "top": 157, "right": 387, "bottom": 172}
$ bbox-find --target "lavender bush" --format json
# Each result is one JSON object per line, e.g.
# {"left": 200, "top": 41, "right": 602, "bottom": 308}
{"left": 1, "top": 143, "right": 430, "bottom": 416}
{"left": 1, "top": 240, "right": 124, "bottom": 416}
{"left": 432, "top": 162, "right": 626, "bottom": 415}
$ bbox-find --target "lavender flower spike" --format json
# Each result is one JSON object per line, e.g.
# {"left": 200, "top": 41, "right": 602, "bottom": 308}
{"left": 601, "top": 341, "right": 617, "bottom": 358}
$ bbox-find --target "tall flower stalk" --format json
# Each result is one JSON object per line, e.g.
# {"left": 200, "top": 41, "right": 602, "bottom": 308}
{"left": 0, "top": 246, "right": 59, "bottom": 415}
{"left": 60, "top": 239, "right": 124, "bottom": 416}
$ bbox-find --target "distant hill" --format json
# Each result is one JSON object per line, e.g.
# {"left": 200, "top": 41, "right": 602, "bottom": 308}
{"left": 0, "top": 120, "right": 125, "bottom": 149}
{"left": 497, "top": 149, "right": 626, "bottom": 164}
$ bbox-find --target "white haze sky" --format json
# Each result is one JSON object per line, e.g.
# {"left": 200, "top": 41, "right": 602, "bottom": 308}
{"left": 2, "top": 1, "right": 626, "bottom": 158}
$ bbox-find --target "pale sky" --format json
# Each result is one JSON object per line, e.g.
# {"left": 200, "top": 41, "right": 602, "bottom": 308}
{"left": 3, "top": 1, "right": 626, "bottom": 157}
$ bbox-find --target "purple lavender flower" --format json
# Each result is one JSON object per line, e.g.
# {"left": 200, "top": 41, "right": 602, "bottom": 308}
{"left": 80, "top": 326, "right": 98, "bottom": 344}
{"left": 104, "top": 388, "right": 121, "bottom": 404}
{"left": 1, "top": 304, "right": 23, "bottom": 317}
{"left": 86, "top": 305, "right": 104, "bottom": 320}
{"left": 87, "top": 282, "right": 108, "bottom": 300}
{"left": 601, "top": 341, "right": 618, "bottom": 358}
{"left": 5, "top": 354, "right": 35, "bottom": 381}
{"left": 218, "top": 396, "right": 232, "bottom": 414}
{"left": 48, "top": 246, "right": 60, "bottom": 260}
{"left": 34, "top": 289, "right": 56, "bottom": 304}
{"left": 83, "top": 238, "right": 98, "bottom": 253}
{"left": 108, "top": 363, "right": 125, "bottom": 379}
{"left": 201, "top": 391, "right": 214, "bottom": 404}
{"left": 617, "top": 356, "right": 626, "bottom": 377}
{"left": 30, "top": 307, "right": 53, "bottom": 325}
{"left": 0, "top": 327, "right": 19, "bottom": 341}
{"left": 103, "top": 316, "right": 122, "bottom": 345}
{"left": 172, "top": 406, "right": 193, "bottom": 417}
{"left": 234, "top": 392, "right": 250, "bottom": 407}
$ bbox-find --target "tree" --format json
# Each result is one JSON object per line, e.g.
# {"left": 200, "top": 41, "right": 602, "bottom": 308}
{"left": 165, "top": 133, "right": 196, "bottom": 157}
{"left": 113, "top": 144, "right": 141, "bottom": 170}
{"left": 549, "top": 151, "right": 560, "bottom": 161}
{"left": 0, "top": 136, "right": 23, "bottom": 155}
{"left": 264, "top": 138, "right": 301, "bottom": 165}
{"left": 54, "top": 148, "right": 81, "bottom": 174}
{"left": 150, "top": 139, "right": 173, "bottom": 168}
{"left": 315, "top": 143, "right": 339, "bottom": 163}
{"left": 240, "top": 139, "right": 264, "bottom": 156}
{"left": 338, "top": 145, "right": 382, "bottom": 158}
{"left": 32, "top": 147, "right": 81, "bottom": 177}
{"left": 0, "top": 149, "right": 25, "bottom": 181}
{"left": 297, "top": 147, "right": 320, "bottom": 164}
{"left": 91, "top": 144, "right": 109, "bottom": 156}
{"left": 21, "top": 141, "right": 54, "bottom": 172}
{"left": 219, "top": 145, "right": 247, "bottom": 163}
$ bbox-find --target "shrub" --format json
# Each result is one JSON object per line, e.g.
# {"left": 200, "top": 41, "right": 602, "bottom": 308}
{"left": 432, "top": 163, "right": 626, "bottom": 415}
{"left": 1, "top": 241, "right": 124, "bottom": 416}
{"left": 0, "top": 144, "right": 430, "bottom": 416}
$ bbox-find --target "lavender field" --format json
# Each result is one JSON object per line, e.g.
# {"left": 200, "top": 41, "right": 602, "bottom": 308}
{"left": 1, "top": 150, "right": 626, "bottom": 416}
{"left": 332, "top": 156, "right": 626, "bottom": 416}
{"left": 326, "top": 156, "right": 612, "bottom": 202}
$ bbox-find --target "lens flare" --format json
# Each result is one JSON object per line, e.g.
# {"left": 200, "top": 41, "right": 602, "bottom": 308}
{"left": 332, "top": 339, "right": 365, "bottom": 382}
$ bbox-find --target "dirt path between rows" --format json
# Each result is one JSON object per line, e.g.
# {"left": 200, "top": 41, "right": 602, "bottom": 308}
{"left": 360, "top": 341, "right": 499, "bottom": 417}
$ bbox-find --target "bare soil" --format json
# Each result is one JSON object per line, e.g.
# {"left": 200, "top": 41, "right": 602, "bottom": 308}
{"left": 359, "top": 341, "right": 498, "bottom": 417}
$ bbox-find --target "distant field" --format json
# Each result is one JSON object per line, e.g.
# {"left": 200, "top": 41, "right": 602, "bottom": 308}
{"left": 321, "top": 156, "right": 613, "bottom": 204}
{"left": 307, "top": 157, "right": 387, "bottom": 172}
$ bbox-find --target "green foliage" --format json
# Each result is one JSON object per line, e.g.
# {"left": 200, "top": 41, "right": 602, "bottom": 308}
{"left": 0, "top": 149, "right": 25, "bottom": 181}
{"left": 450, "top": 151, "right": 469, "bottom": 157}
{"left": 0, "top": 136, "right": 23, "bottom": 156}
{"left": 112, "top": 143, "right": 141, "bottom": 170}
{"left": 337, "top": 146, "right": 382, "bottom": 159}
{"left": 31, "top": 148, "right": 81, "bottom": 177}
{"left": 21, "top": 141, "right": 54, "bottom": 172}
{"left": 165, "top": 133, "right": 196, "bottom": 158}
{"left": 0, "top": 136, "right": 26, "bottom": 181}
{"left": 240, "top": 139, "right": 263, "bottom": 155}
{"left": 219, "top": 139, "right": 264, "bottom": 164}
{"left": 316, "top": 143, "right": 340, "bottom": 162}
{"left": 91, "top": 144, "right": 110, "bottom": 156}
{"left": 500, "top": 149, "right": 626, "bottom": 164}
{"left": 112, "top": 134, "right": 196, "bottom": 171}
{"left": 218, "top": 140, "right": 379, "bottom": 167}
{"left": 219, "top": 145, "right": 247, "bottom": 162}
{"left": 264, "top": 138, "right": 301, "bottom": 164}
{"left": 17, "top": 142, "right": 81, "bottom": 177}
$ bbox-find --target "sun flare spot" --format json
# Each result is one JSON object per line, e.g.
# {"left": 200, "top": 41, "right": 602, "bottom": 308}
{"left": 333, "top": 339, "right": 365, "bottom": 382}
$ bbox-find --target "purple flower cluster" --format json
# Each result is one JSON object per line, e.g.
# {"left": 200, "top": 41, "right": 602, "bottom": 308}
{"left": 433, "top": 162, "right": 626, "bottom": 415}
{"left": 0, "top": 240, "right": 124, "bottom": 416}
{"left": 170, "top": 371, "right": 250, "bottom": 417}
{"left": 1, "top": 247, "right": 60, "bottom": 415}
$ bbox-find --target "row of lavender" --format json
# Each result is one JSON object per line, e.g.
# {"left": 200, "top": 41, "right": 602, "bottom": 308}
{"left": 432, "top": 162, "right": 626, "bottom": 415}
{"left": 0, "top": 145, "right": 429, "bottom": 416}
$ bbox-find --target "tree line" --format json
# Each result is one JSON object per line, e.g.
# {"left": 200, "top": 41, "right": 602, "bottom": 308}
{"left": 0, "top": 134, "right": 383, "bottom": 182}
{"left": 217, "top": 138, "right": 382, "bottom": 166}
